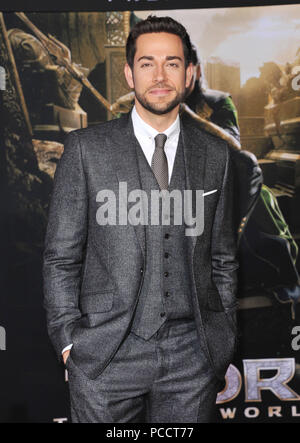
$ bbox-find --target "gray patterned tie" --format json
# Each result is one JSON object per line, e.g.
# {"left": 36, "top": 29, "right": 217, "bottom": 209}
{"left": 151, "top": 133, "right": 168, "bottom": 190}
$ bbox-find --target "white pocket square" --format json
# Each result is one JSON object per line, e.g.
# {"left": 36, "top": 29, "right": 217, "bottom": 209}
{"left": 203, "top": 189, "right": 218, "bottom": 197}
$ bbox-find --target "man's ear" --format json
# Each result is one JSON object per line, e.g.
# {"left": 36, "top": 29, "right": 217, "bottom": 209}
{"left": 124, "top": 63, "right": 134, "bottom": 89}
{"left": 185, "top": 62, "right": 194, "bottom": 88}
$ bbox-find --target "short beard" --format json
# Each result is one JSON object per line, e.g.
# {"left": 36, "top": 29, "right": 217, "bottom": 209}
{"left": 134, "top": 89, "right": 186, "bottom": 115}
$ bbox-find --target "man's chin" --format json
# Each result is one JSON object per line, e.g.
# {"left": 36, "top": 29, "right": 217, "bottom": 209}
{"left": 138, "top": 99, "right": 180, "bottom": 115}
{"left": 147, "top": 105, "right": 175, "bottom": 115}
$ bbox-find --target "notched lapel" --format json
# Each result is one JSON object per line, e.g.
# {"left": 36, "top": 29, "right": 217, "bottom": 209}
{"left": 108, "top": 112, "right": 146, "bottom": 258}
{"left": 180, "top": 116, "right": 208, "bottom": 251}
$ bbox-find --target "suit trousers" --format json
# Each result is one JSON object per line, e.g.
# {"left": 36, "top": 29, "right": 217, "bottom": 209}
{"left": 66, "top": 318, "right": 222, "bottom": 423}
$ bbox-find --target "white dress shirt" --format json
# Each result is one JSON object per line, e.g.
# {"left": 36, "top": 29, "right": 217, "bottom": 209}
{"left": 62, "top": 106, "right": 181, "bottom": 357}
{"left": 131, "top": 105, "right": 180, "bottom": 183}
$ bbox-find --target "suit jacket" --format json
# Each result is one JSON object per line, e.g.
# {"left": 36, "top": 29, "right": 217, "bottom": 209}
{"left": 43, "top": 110, "right": 239, "bottom": 381}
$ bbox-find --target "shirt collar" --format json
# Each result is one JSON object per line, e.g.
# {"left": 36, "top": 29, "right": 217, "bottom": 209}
{"left": 131, "top": 104, "right": 180, "bottom": 141}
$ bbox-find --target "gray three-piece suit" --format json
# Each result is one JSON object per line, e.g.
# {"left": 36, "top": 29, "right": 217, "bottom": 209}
{"left": 43, "top": 110, "right": 238, "bottom": 423}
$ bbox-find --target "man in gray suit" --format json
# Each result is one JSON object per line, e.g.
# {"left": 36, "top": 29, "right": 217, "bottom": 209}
{"left": 43, "top": 15, "right": 238, "bottom": 423}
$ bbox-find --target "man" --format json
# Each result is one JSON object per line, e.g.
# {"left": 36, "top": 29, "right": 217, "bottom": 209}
{"left": 43, "top": 15, "right": 238, "bottom": 423}
{"left": 184, "top": 45, "right": 300, "bottom": 318}
{"left": 184, "top": 44, "right": 241, "bottom": 143}
{"left": 182, "top": 44, "right": 262, "bottom": 240}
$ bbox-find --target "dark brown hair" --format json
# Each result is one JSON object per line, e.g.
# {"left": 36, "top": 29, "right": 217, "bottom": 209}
{"left": 190, "top": 44, "right": 200, "bottom": 66}
{"left": 126, "top": 15, "right": 193, "bottom": 69}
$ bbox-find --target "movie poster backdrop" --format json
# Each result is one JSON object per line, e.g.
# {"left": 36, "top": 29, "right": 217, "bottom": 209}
{"left": 1, "top": 1, "right": 300, "bottom": 423}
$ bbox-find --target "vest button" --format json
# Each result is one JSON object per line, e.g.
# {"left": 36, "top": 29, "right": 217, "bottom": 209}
{"left": 164, "top": 252, "right": 169, "bottom": 258}
{"left": 164, "top": 233, "right": 170, "bottom": 239}
{"left": 140, "top": 267, "right": 144, "bottom": 274}
{"left": 164, "top": 271, "right": 169, "bottom": 277}
{"left": 160, "top": 312, "right": 166, "bottom": 318}
{"left": 165, "top": 291, "right": 170, "bottom": 297}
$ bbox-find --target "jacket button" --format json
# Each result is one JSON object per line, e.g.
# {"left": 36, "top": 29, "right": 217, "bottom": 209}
{"left": 160, "top": 312, "right": 166, "bottom": 318}
{"left": 164, "top": 252, "right": 169, "bottom": 258}
{"left": 164, "top": 271, "right": 169, "bottom": 277}
{"left": 165, "top": 291, "right": 170, "bottom": 297}
{"left": 140, "top": 267, "right": 144, "bottom": 274}
{"left": 165, "top": 233, "right": 170, "bottom": 239}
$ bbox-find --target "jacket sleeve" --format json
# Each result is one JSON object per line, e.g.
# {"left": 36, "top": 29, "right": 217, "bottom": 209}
{"left": 43, "top": 131, "right": 87, "bottom": 360}
{"left": 211, "top": 146, "right": 239, "bottom": 312}
{"left": 231, "top": 149, "right": 262, "bottom": 238}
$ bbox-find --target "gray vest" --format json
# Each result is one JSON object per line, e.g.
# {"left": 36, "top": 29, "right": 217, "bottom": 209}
{"left": 131, "top": 131, "right": 194, "bottom": 340}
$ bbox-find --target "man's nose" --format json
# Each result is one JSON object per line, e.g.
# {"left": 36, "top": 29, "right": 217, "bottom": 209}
{"left": 153, "top": 64, "right": 167, "bottom": 83}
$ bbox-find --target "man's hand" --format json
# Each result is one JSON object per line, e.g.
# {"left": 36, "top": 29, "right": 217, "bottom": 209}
{"left": 63, "top": 350, "right": 70, "bottom": 365}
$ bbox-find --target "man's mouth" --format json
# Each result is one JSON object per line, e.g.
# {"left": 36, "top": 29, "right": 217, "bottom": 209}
{"left": 149, "top": 88, "right": 173, "bottom": 96}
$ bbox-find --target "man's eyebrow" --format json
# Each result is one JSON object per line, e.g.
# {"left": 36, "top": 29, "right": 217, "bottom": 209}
{"left": 166, "top": 56, "right": 183, "bottom": 62}
{"left": 136, "top": 55, "right": 183, "bottom": 63}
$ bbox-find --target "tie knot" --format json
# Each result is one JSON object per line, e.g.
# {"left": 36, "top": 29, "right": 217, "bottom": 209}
{"left": 155, "top": 133, "right": 167, "bottom": 150}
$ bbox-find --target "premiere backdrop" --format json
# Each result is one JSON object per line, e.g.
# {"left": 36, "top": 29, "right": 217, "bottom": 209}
{"left": 1, "top": 1, "right": 300, "bottom": 423}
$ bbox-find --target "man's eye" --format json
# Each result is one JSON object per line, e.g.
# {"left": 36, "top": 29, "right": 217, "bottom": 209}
{"left": 141, "top": 63, "right": 152, "bottom": 68}
{"left": 168, "top": 63, "right": 179, "bottom": 68}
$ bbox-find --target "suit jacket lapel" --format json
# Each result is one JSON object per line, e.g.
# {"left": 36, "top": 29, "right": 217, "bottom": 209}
{"left": 109, "top": 111, "right": 146, "bottom": 258}
{"left": 180, "top": 115, "right": 207, "bottom": 252}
